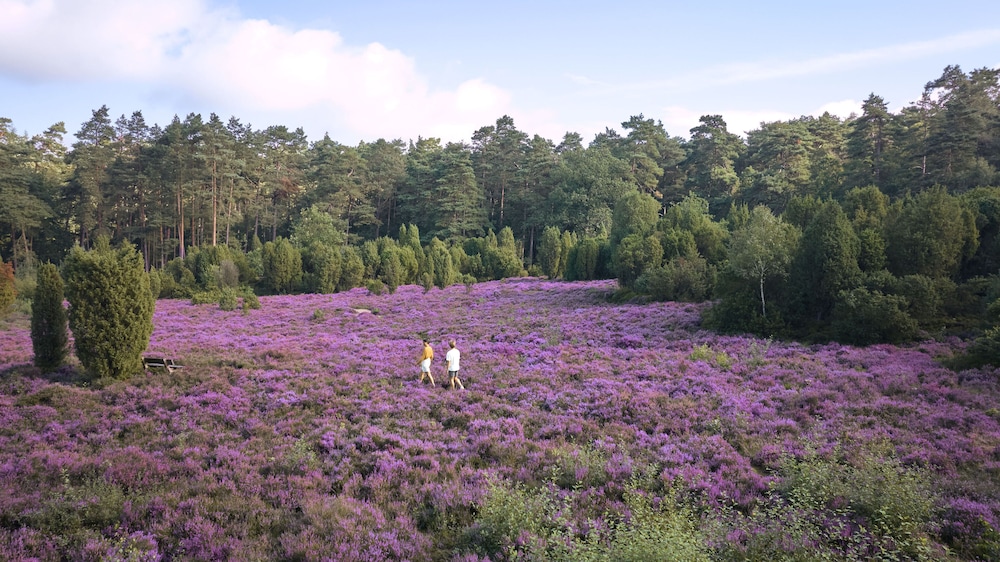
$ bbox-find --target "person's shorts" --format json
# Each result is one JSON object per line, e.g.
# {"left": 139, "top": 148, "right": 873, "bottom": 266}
{"left": 420, "top": 359, "right": 431, "bottom": 372}
{"left": 448, "top": 370, "right": 459, "bottom": 378}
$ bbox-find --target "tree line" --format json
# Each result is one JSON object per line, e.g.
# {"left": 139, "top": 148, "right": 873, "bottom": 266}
{"left": 2, "top": 64, "right": 1000, "bottom": 352}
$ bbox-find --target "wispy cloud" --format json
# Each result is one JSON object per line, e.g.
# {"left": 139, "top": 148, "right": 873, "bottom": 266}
{"left": 580, "top": 29, "right": 1000, "bottom": 96}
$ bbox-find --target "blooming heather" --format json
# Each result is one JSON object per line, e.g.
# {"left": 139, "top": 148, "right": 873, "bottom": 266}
{"left": 0, "top": 278, "right": 998, "bottom": 560}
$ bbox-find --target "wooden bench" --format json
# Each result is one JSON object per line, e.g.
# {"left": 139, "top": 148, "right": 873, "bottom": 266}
{"left": 142, "top": 357, "right": 184, "bottom": 373}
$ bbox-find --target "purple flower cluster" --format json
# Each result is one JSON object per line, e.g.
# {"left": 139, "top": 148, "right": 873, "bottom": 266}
{"left": 1, "top": 278, "right": 999, "bottom": 559}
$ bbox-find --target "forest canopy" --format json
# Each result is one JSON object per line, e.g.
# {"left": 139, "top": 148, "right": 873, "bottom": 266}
{"left": 2, "top": 64, "right": 1000, "bottom": 347}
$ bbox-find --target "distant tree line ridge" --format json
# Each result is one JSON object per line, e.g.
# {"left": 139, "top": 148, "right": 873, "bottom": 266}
{"left": 3, "top": 64, "right": 1000, "bottom": 352}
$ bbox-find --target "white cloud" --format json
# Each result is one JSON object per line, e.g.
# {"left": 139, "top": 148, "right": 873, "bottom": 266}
{"left": 815, "top": 99, "right": 862, "bottom": 120}
{"left": 0, "top": 0, "right": 516, "bottom": 142}
{"left": 659, "top": 100, "right": 864, "bottom": 139}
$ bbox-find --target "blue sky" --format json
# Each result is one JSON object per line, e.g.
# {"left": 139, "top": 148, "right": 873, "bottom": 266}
{"left": 2, "top": 0, "right": 999, "bottom": 146}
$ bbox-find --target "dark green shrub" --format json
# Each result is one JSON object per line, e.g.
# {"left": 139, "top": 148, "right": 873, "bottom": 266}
{"left": 366, "top": 279, "right": 385, "bottom": 296}
{"left": 219, "top": 288, "right": 239, "bottom": 311}
{"left": 420, "top": 272, "right": 434, "bottom": 293}
{"left": 0, "top": 261, "right": 15, "bottom": 315}
{"left": 832, "top": 288, "right": 917, "bottom": 345}
{"left": 31, "top": 263, "right": 68, "bottom": 372}
{"left": 216, "top": 259, "right": 240, "bottom": 289}
{"left": 62, "top": 238, "right": 154, "bottom": 380}
{"left": 303, "top": 242, "right": 341, "bottom": 294}
{"left": 613, "top": 234, "right": 663, "bottom": 289}
{"left": 147, "top": 268, "right": 162, "bottom": 299}
{"left": 338, "top": 246, "right": 364, "bottom": 292}
{"left": 637, "top": 256, "right": 716, "bottom": 302}
{"left": 242, "top": 288, "right": 261, "bottom": 311}
{"left": 261, "top": 237, "right": 302, "bottom": 294}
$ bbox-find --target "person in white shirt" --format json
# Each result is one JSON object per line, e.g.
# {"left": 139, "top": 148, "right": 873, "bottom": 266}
{"left": 445, "top": 340, "right": 464, "bottom": 389}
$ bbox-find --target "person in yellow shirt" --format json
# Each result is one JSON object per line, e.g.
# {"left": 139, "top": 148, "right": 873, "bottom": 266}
{"left": 418, "top": 339, "right": 435, "bottom": 386}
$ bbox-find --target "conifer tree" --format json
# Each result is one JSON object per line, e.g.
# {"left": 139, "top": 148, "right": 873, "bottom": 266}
{"left": 31, "top": 263, "right": 68, "bottom": 372}
{"left": 63, "top": 237, "right": 154, "bottom": 380}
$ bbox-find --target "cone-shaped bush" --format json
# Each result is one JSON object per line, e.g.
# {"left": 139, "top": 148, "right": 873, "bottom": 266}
{"left": 63, "top": 238, "right": 154, "bottom": 380}
{"left": 31, "top": 263, "right": 68, "bottom": 372}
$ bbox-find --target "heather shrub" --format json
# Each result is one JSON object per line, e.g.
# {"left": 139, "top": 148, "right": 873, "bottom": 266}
{"left": 30, "top": 263, "right": 68, "bottom": 372}
{"left": 0, "top": 261, "right": 15, "bottom": 315}
{"left": 62, "top": 238, "right": 154, "bottom": 380}
{"left": 462, "top": 478, "right": 553, "bottom": 558}
{"left": 777, "top": 446, "right": 935, "bottom": 561}
{"left": 578, "top": 488, "right": 710, "bottom": 562}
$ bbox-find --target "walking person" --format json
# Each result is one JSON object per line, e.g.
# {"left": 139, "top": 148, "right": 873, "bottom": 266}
{"left": 418, "top": 339, "right": 435, "bottom": 386}
{"left": 446, "top": 340, "right": 464, "bottom": 389}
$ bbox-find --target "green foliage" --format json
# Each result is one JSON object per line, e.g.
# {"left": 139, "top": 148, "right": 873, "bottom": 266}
{"left": 786, "top": 200, "right": 861, "bottom": 324}
{"left": 366, "top": 279, "right": 385, "bottom": 296}
{"left": 832, "top": 288, "right": 917, "bottom": 345}
{"left": 261, "top": 237, "right": 302, "bottom": 294}
{"left": 661, "top": 193, "right": 729, "bottom": 264}
{"left": 637, "top": 256, "right": 716, "bottom": 302}
{"left": 727, "top": 206, "right": 799, "bottom": 317}
{"left": 565, "top": 238, "right": 603, "bottom": 281}
{"left": 610, "top": 190, "right": 660, "bottom": 247}
{"left": 428, "top": 238, "right": 458, "bottom": 288}
{"left": 613, "top": 234, "right": 662, "bottom": 289}
{"left": 62, "top": 238, "right": 154, "bottom": 380}
{"left": 704, "top": 270, "right": 788, "bottom": 337}
{"left": 856, "top": 227, "right": 887, "bottom": 272}
{"left": 537, "top": 226, "right": 563, "bottom": 279}
{"left": 218, "top": 288, "right": 239, "bottom": 311}
{"left": 147, "top": 268, "right": 162, "bottom": 299}
{"left": 242, "top": 287, "right": 261, "bottom": 311}
{"left": 31, "top": 263, "right": 68, "bottom": 372}
{"left": 338, "top": 245, "right": 365, "bottom": 291}
{"left": 779, "top": 446, "right": 935, "bottom": 561}
{"left": 0, "top": 261, "right": 16, "bottom": 315}
{"left": 955, "top": 325, "right": 1000, "bottom": 369}
{"left": 891, "top": 274, "right": 943, "bottom": 329}
{"left": 885, "top": 186, "right": 978, "bottom": 280}
{"left": 290, "top": 204, "right": 345, "bottom": 249}
{"left": 302, "top": 242, "right": 342, "bottom": 294}
{"left": 688, "top": 344, "right": 733, "bottom": 370}
{"left": 464, "top": 477, "right": 710, "bottom": 562}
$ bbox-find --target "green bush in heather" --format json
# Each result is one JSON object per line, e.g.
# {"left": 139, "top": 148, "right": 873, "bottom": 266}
{"left": 62, "top": 238, "right": 154, "bottom": 380}
{"left": 31, "top": 263, "right": 68, "bottom": 372}
{"left": 0, "top": 261, "right": 16, "bottom": 315}
{"left": 261, "top": 237, "right": 302, "bottom": 294}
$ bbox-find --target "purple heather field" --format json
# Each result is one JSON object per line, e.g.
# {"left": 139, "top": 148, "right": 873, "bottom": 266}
{"left": 1, "top": 278, "right": 999, "bottom": 560}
